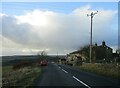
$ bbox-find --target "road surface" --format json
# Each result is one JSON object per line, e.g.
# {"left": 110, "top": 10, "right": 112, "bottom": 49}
{"left": 35, "top": 62, "right": 120, "bottom": 87}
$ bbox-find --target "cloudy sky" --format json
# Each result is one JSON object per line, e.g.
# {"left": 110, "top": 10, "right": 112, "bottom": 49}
{"left": 0, "top": 2, "right": 118, "bottom": 56}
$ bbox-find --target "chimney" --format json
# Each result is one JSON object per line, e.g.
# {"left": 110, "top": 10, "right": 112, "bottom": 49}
{"left": 95, "top": 43, "right": 97, "bottom": 46}
{"left": 102, "top": 41, "right": 106, "bottom": 46}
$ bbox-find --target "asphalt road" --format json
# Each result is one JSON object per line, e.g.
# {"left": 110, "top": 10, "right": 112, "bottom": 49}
{"left": 35, "top": 62, "right": 120, "bottom": 88}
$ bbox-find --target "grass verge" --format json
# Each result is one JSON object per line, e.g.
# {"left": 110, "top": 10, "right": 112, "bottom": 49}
{"left": 79, "top": 63, "right": 120, "bottom": 79}
{"left": 2, "top": 65, "right": 41, "bottom": 88}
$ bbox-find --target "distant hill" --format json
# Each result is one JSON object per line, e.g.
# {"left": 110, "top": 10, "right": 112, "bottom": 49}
{"left": 2, "top": 55, "right": 66, "bottom": 66}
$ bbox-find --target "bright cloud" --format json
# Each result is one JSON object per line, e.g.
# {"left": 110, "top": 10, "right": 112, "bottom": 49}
{"left": 15, "top": 10, "right": 58, "bottom": 26}
{"left": 1, "top": 5, "right": 118, "bottom": 55}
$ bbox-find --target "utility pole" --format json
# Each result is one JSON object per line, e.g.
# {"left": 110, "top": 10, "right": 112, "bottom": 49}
{"left": 87, "top": 11, "right": 98, "bottom": 63}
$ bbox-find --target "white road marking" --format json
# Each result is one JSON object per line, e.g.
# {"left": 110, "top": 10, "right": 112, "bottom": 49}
{"left": 73, "top": 76, "right": 91, "bottom": 88}
{"left": 62, "top": 69, "right": 68, "bottom": 73}
{"left": 58, "top": 66, "right": 61, "bottom": 69}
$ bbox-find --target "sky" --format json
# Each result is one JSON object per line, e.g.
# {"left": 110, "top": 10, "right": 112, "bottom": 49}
{"left": 0, "top": 2, "right": 118, "bottom": 56}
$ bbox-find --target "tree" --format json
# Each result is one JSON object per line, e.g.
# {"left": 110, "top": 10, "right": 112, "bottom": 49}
{"left": 37, "top": 51, "right": 47, "bottom": 56}
{"left": 41, "top": 51, "right": 47, "bottom": 56}
{"left": 37, "top": 50, "right": 47, "bottom": 60}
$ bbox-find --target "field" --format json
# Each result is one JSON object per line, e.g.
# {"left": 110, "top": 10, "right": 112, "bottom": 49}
{"left": 2, "top": 56, "right": 42, "bottom": 87}
{"left": 0, "top": 66, "right": 2, "bottom": 87}
{"left": 2, "top": 65, "right": 41, "bottom": 87}
{"left": 79, "top": 63, "right": 120, "bottom": 79}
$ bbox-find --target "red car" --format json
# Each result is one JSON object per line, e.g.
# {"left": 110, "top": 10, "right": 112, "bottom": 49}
{"left": 39, "top": 60, "right": 48, "bottom": 66}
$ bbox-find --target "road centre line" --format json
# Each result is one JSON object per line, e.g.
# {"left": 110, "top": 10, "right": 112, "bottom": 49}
{"left": 58, "top": 66, "right": 61, "bottom": 69}
{"left": 59, "top": 66, "right": 91, "bottom": 88}
{"left": 61, "top": 69, "right": 68, "bottom": 73}
{"left": 73, "top": 76, "right": 91, "bottom": 88}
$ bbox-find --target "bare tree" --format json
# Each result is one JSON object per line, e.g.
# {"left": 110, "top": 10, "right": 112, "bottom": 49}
{"left": 37, "top": 51, "right": 47, "bottom": 56}
{"left": 41, "top": 51, "right": 47, "bottom": 56}
{"left": 37, "top": 50, "right": 47, "bottom": 60}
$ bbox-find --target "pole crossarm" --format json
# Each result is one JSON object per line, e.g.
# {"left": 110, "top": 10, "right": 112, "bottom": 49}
{"left": 87, "top": 11, "right": 98, "bottom": 18}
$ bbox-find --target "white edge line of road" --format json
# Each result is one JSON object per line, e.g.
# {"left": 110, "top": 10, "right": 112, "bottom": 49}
{"left": 73, "top": 76, "right": 91, "bottom": 88}
{"left": 61, "top": 69, "right": 68, "bottom": 74}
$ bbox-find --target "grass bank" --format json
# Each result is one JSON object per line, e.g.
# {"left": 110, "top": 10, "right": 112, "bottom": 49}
{"left": 2, "top": 65, "right": 41, "bottom": 87}
{"left": 79, "top": 63, "right": 120, "bottom": 79}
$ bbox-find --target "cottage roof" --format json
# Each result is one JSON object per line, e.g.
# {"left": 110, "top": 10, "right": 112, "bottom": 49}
{"left": 69, "top": 42, "right": 113, "bottom": 55}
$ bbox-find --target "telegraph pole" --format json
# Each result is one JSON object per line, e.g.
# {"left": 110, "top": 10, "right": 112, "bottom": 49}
{"left": 87, "top": 11, "right": 98, "bottom": 63}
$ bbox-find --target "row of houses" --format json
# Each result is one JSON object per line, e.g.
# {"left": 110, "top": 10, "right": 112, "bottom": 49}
{"left": 59, "top": 41, "right": 120, "bottom": 66}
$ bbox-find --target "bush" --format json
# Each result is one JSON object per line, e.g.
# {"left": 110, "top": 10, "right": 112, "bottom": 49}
{"left": 12, "top": 61, "right": 32, "bottom": 70}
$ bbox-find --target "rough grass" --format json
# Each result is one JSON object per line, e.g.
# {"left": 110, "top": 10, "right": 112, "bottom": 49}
{"left": 0, "top": 66, "right": 2, "bottom": 87}
{"left": 79, "top": 63, "right": 120, "bottom": 79}
{"left": 2, "top": 65, "right": 41, "bottom": 88}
